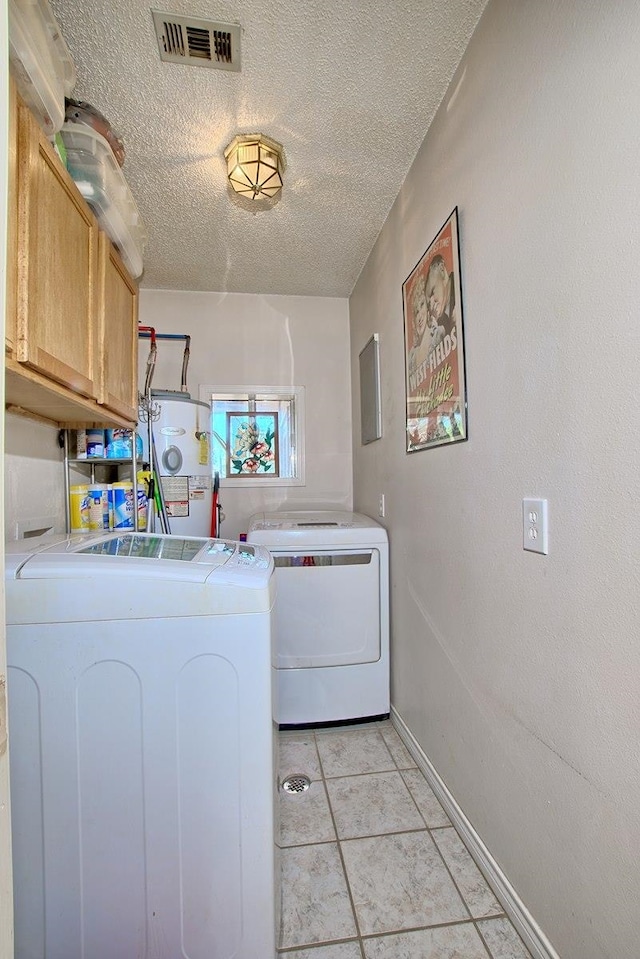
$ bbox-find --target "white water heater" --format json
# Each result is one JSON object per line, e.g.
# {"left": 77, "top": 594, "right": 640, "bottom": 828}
{"left": 145, "top": 393, "right": 213, "bottom": 537}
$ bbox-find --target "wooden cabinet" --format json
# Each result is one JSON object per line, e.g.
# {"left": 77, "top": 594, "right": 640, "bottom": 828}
{"left": 6, "top": 79, "right": 18, "bottom": 356}
{"left": 16, "top": 98, "right": 99, "bottom": 398}
{"left": 5, "top": 94, "right": 139, "bottom": 428}
{"left": 97, "top": 233, "right": 139, "bottom": 422}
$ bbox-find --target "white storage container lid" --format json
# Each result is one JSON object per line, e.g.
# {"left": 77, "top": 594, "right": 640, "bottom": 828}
{"left": 9, "top": 0, "right": 76, "bottom": 135}
{"left": 60, "top": 122, "right": 147, "bottom": 279}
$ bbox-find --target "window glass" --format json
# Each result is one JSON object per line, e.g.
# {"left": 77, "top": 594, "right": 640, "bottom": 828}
{"left": 201, "top": 386, "right": 305, "bottom": 487}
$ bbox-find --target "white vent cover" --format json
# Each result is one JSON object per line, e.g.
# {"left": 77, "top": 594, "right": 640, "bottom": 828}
{"left": 151, "top": 10, "right": 241, "bottom": 72}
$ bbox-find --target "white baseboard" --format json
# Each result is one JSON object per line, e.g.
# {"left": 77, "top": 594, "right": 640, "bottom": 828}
{"left": 391, "top": 706, "right": 560, "bottom": 959}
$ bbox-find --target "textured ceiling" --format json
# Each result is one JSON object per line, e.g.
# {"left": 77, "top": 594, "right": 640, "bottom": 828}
{"left": 49, "top": 0, "right": 487, "bottom": 296}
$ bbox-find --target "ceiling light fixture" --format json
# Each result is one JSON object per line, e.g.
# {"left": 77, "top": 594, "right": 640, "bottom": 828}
{"left": 224, "top": 134, "right": 285, "bottom": 200}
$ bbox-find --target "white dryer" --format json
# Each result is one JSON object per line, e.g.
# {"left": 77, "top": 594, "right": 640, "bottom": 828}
{"left": 6, "top": 531, "right": 277, "bottom": 959}
{"left": 247, "top": 510, "right": 389, "bottom": 726}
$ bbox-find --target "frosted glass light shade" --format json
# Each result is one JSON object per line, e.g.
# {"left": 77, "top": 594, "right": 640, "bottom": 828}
{"left": 224, "top": 134, "right": 285, "bottom": 199}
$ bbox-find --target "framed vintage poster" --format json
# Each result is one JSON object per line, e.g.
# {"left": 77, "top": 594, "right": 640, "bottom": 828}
{"left": 402, "top": 208, "right": 467, "bottom": 452}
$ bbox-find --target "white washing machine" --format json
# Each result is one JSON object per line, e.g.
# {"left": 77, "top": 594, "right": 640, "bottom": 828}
{"left": 247, "top": 510, "right": 389, "bottom": 726}
{"left": 6, "top": 531, "right": 278, "bottom": 959}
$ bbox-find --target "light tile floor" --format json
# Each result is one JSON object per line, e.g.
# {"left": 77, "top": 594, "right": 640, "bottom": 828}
{"left": 277, "top": 720, "right": 533, "bottom": 959}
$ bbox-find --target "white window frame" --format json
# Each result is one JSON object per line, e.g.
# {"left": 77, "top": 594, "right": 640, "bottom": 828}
{"left": 199, "top": 384, "right": 306, "bottom": 488}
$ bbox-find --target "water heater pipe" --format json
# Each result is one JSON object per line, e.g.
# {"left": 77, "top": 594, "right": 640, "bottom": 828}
{"left": 138, "top": 326, "right": 157, "bottom": 397}
{"left": 138, "top": 332, "right": 191, "bottom": 393}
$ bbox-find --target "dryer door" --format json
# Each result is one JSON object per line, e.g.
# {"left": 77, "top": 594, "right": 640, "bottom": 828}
{"left": 271, "top": 548, "right": 380, "bottom": 668}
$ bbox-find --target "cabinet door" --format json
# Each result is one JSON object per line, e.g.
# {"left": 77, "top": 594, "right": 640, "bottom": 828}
{"left": 97, "top": 232, "right": 139, "bottom": 421}
{"left": 16, "top": 100, "right": 99, "bottom": 398}
{"left": 6, "top": 79, "right": 18, "bottom": 356}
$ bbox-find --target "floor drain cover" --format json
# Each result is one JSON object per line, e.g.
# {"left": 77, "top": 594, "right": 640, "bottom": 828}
{"left": 281, "top": 773, "right": 311, "bottom": 794}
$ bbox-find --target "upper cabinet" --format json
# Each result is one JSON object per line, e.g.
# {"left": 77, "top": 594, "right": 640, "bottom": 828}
{"left": 5, "top": 91, "right": 139, "bottom": 428}
{"left": 6, "top": 79, "right": 18, "bottom": 357}
{"left": 97, "top": 233, "right": 138, "bottom": 422}
{"left": 15, "top": 97, "right": 99, "bottom": 399}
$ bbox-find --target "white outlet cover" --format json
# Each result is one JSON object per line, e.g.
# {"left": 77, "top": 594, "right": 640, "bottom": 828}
{"left": 523, "top": 498, "right": 548, "bottom": 555}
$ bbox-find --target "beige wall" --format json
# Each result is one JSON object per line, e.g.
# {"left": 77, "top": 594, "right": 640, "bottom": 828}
{"left": 349, "top": 2, "right": 640, "bottom": 957}
{"left": 139, "top": 290, "right": 353, "bottom": 538}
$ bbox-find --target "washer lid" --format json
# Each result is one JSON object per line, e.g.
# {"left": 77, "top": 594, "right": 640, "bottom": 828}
{"left": 247, "top": 510, "right": 387, "bottom": 546}
{"left": 8, "top": 532, "right": 272, "bottom": 588}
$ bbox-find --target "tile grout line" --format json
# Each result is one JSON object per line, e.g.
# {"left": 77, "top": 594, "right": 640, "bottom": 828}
{"left": 428, "top": 824, "right": 507, "bottom": 917}
{"left": 313, "top": 729, "right": 367, "bottom": 959}
{"left": 426, "top": 821, "right": 478, "bottom": 925}
{"left": 359, "top": 913, "right": 499, "bottom": 941}
{"left": 277, "top": 935, "right": 362, "bottom": 956}
{"left": 317, "top": 725, "right": 453, "bottom": 956}
{"left": 472, "top": 918, "right": 501, "bottom": 959}
{"left": 278, "top": 724, "right": 519, "bottom": 958}
{"left": 318, "top": 726, "right": 462, "bottom": 953}
{"left": 323, "top": 765, "right": 406, "bottom": 781}
{"left": 390, "top": 712, "right": 539, "bottom": 958}
{"left": 384, "top": 727, "right": 505, "bottom": 955}
{"left": 399, "top": 765, "right": 441, "bottom": 831}
{"left": 387, "top": 724, "right": 511, "bottom": 953}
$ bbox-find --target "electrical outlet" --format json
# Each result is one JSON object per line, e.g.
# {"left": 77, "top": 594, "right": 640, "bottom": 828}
{"left": 378, "top": 493, "right": 385, "bottom": 518}
{"left": 523, "top": 498, "right": 548, "bottom": 554}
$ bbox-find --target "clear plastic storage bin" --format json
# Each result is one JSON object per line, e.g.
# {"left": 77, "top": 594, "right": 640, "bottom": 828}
{"left": 9, "top": 0, "right": 76, "bottom": 135}
{"left": 60, "top": 123, "right": 147, "bottom": 279}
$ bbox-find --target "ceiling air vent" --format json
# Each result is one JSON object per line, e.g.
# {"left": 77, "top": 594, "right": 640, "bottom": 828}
{"left": 151, "top": 10, "right": 241, "bottom": 72}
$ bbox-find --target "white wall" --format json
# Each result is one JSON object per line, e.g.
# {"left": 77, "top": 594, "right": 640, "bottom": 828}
{"left": 4, "top": 291, "right": 352, "bottom": 542}
{"left": 4, "top": 414, "right": 65, "bottom": 540}
{"left": 349, "top": 2, "right": 640, "bottom": 957}
{"left": 139, "top": 290, "right": 352, "bottom": 538}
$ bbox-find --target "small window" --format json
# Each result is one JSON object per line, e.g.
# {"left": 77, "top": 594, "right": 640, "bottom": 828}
{"left": 199, "top": 385, "right": 305, "bottom": 487}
